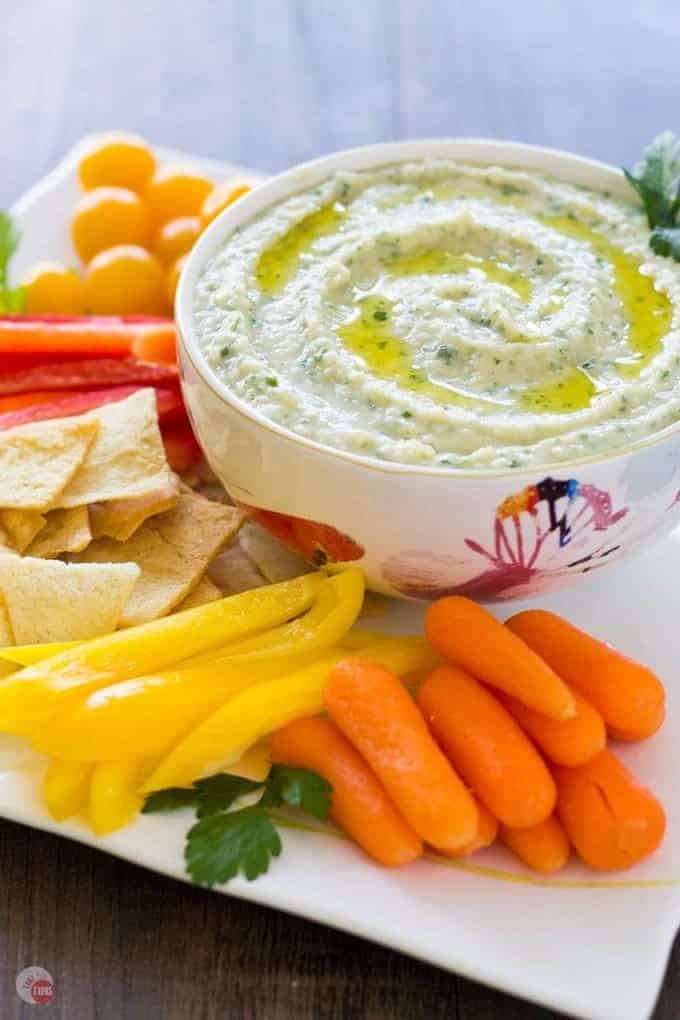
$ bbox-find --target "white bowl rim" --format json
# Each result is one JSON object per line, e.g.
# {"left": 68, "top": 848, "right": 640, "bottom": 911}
{"left": 177, "top": 136, "right": 680, "bottom": 480}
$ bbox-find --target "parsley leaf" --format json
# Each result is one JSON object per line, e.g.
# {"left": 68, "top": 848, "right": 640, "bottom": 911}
{"left": 194, "top": 773, "right": 263, "bottom": 818}
{"left": 148, "top": 764, "right": 332, "bottom": 887}
{"left": 185, "top": 805, "right": 282, "bottom": 886}
{"left": 1, "top": 286, "right": 24, "bottom": 313}
{"left": 650, "top": 226, "right": 680, "bottom": 262}
{"left": 0, "top": 212, "right": 24, "bottom": 313}
{"left": 436, "top": 344, "right": 456, "bottom": 364}
{"left": 0, "top": 212, "right": 19, "bottom": 284}
{"left": 623, "top": 132, "right": 680, "bottom": 229}
{"left": 142, "top": 786, "right": 198, "bottom": 813}
{"left": 260, "top": 764, "right": 332, "bottom": 821}
{"left": 142, "top": 775, "right": 263, "bottom": 816}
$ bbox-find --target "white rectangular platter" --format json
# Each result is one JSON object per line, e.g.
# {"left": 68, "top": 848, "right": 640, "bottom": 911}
{"left": 4, "top": 137, "right": 680, "bottom": 1020}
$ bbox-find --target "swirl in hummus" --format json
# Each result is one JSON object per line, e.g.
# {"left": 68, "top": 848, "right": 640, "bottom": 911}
{"left": 193, "top": 160, "right": 680, "bottom": 470}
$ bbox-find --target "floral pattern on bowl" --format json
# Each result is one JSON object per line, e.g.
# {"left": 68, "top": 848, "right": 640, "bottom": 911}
{"left": 382, "top": 476, "right": 631, "bottom": 601}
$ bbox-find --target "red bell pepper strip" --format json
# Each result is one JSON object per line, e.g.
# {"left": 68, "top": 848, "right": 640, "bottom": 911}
{"left": 0, "top": 319, "right": 176, "bottom": 357}
{"left": 0, "top": 352, "right": 131, "bottom": 372}
{"left": 0, "top": 385, "right": 183, "bottom": 430}
{"left": 161, "top": 424, "right": 203, "bottom": 472}
{"left": 156, "top": 390, "right": 188, "bottom": 426}
{"left": 0, "top": 390, "right": 78, "bottom": 414}
{"left": 0, "top": 358, "right": 178, "bottom": 396}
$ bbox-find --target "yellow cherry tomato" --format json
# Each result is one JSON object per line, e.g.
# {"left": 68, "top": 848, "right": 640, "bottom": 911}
{"left": 166, "top": 254, "right": 188, "bottom": 305}
{"left": 71, "top": 187, "right": 151, "bottom": 263}
{"left": 84, "top": 245, "right": 168, "bottom": 315}
{"left": 78, "top": 134, "right": 156, "bottom": 193}
{"left": 200, "top": 180, "right": 253, "bottom": 227}
{"left": 153, "top": 216, "right": 201, "bottom": 266}
{"left": 145, "top": 168, "right": 213, "bottom": 228}
{"left": 22, "top": 262, "right": 86, "bottom": 314}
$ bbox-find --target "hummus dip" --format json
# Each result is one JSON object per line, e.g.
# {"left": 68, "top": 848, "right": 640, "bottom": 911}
{"left": 193, "top": 160, "right": 680, "bottom": 470}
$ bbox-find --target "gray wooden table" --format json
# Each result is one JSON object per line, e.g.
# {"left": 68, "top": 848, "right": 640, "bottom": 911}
{"left": 1, "top": 1, "right": 679, "bottom": 1017}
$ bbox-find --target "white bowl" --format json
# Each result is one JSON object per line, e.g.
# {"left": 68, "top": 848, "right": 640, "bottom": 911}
{"left": 176, "top": 139, "right": 680, "bottom": 601}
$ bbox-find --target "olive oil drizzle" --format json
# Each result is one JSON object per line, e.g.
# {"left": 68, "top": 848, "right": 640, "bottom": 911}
{"left": 337, "top": 297, "right": 499, "bottom": 410}
{"left": 519, "top": 216, "right": 673, "bottom": 413}
{"left": 544, "top": 215, "right": 672, "bottom": 371}
{"left": 520, "top": 368, "right": 596, "bottom": 414}
{"left": 255, "top": 205, "right": 346, "bottom": 295}
{"left": 253, "top": 190, "right": 674, "bottom": 417}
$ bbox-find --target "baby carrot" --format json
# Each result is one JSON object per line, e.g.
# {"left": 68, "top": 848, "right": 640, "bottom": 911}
{"left": 554, "top": 749, "right": 666, "bottom": 871}
{"left": 131, "top": 326, "right": 176, "bottom": 364}
{"left": 500, "top": 816, "right": 570, "bottom": 875}
{"left": 417, "top": 665, "right": 556, "bottom": 828}
{"left": 441, "top": 798, "right": 498, "bottom": 858}
{"left": 506, "top": 610, "right": 665, "bottom": 741}
{"left": 425, "top": 597, "right": 575, "bottom": 721}
{"left": 0, "top": 318, "right": 174, "bottom": 356}
{"left": 496, "top": 688, "right": 606, "bottom": 767}
{"left": 270, "top": 716, "right": 423, "bottom": 867}
{"left": 325, "top": 659, "right": 478, "bottom": 852}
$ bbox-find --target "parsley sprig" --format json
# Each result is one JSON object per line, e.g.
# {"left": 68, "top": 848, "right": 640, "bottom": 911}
{"left": 143, "top": 765, "right": 332, "bottom": 888}
{"left": 0, "top": 212, "right": 25, "bottom": 312}
{"left": 623, "top": 132, "right": 680, "bottom": 261}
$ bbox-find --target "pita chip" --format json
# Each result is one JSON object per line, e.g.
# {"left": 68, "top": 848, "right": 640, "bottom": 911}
{"left": 56, "top": 389, "right": 173, "bottom": 508}
{"left": 89, "top": 474, "right": 180, "bottom": 542}
{"left": 239, "top": 521, "right": 312, "bottom": 583}
{"left": 26, "top": 507, "right": 92, "bottom": 559}
{"left": 0, "top": 595, "right": 14, "bottom": 646}
{"left": 176, "top": 575, "right": 222, "bottom": 611}
{"left": 74, "top": 489, "right": 245, "bottom": 626}
{"left": 0, "top": 509, "right": 47, "bottom": 552}
{"left": 0, "top": 417, "right": 98, "bottom": 510}
{"left": 0, "top": 554, "right": 140, "bottom": 644}
{"left": 208, "top": 541, "right": 267, "bottom": 596}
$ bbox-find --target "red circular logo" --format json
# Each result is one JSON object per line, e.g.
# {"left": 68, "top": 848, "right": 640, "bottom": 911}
{"left": 16, "top": 967, "right": 55, "bottom": 1006}
{"left": 30, "top": 979, "right": 55, "bottom": 1005}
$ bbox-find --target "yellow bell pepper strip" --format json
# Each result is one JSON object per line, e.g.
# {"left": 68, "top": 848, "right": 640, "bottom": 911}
{"left": 42, "top": 759, "right": 94, "bottom": 821}
{"left": 0, "top": 573, "right": 323, "bottom": 736}
{"left": 189, "top": 567, "right": 364, "bottom": 664}
{"left": 0, "top": 640, "right": 80, "bottom": 666}
{"left": 143, "top": 636, "right": 438, "bottom": 792}
{"left": 340, "top": 628, "right": 399, "bottom": 649}
{"left": 0, "top": 568, "right": 357, "bottom": 669}
{"left": 184, "top": 572, "right": 338, "bottom": 665}
{"left": 88, "top": 759, "right": 151, "bottom": 836}
{"left": 33, "top": 657, "right": 312, "bottom": 762}
{"left": 227, "top": 741, "right": 271, "bottom": 783}
{"left": 30, "top": 572, "right": 363, "bottom": 762}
